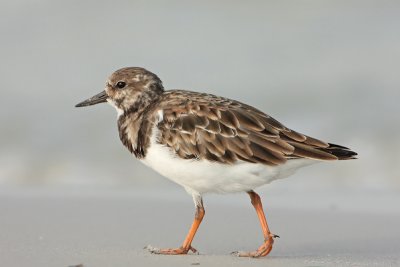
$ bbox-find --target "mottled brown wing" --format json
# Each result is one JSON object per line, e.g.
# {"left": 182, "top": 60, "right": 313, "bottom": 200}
{"left": 155, "top": 90, "right": 349, "bottom": 165}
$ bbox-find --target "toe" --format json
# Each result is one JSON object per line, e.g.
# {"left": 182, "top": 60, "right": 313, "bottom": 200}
{"left": 234, "top": 237, "right": 275, "bottom": 258}
{"left": 145, "top": 246, "right": 195, "bottom": 255}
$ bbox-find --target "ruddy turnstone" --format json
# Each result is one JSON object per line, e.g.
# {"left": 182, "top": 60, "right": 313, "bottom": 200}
{"left": 75, "top": 67, "right": 357, "bottom": 257}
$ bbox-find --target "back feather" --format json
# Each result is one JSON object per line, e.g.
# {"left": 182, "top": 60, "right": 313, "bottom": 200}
{"left": 150, "top": 90, "right": 358, "bottom": 165}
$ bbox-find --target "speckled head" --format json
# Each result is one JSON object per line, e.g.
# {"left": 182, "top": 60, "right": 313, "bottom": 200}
{"left": 75, "top": 67, "right": 164, "bottom": 115}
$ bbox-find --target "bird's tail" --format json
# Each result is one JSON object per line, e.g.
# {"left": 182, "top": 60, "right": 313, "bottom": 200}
{"left": 325, "top": 143, "right": 358, "bottom": 160}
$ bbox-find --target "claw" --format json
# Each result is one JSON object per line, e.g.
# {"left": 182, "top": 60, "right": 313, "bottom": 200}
{"left": 189, "top": 246, "right": 198, "bottom": 254}
{"left": 144, "top": 245, "right": 161, "bottom": 254}
{"left": 230, "top": 251, "right": 241, "bottom": 256}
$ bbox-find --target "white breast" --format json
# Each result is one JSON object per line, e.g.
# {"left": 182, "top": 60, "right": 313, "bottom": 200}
{"left": 141, "top": 128, "right": 316, "bottom": 195}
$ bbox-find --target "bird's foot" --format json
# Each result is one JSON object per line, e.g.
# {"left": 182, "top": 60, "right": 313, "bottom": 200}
{"left": 232, "top": 234, "right": 279, "bottom": 258}
{"left": 145, "top": 245, "right": 198, "bottom": 255}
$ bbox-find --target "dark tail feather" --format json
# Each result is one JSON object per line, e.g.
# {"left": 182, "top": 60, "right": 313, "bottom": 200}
{"left": 326, "top": 143, "right": 358, "bottom": 160}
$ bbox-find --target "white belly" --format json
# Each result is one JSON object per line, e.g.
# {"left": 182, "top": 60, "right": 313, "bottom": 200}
{"left": 141, "top": 133, "right": 316, "bottom": 195}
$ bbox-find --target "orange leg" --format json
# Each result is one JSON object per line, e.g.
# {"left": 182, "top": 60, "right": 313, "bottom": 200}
{"left": 237, "top": 191, "right": 279, "bottom": 258}
{"left": 148, "top": 198, "right": 205, "bottom": 255}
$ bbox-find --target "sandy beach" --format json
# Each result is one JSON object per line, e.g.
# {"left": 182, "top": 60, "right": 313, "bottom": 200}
{"left": 1, "top": 187, "right": 399, "bottom": 267}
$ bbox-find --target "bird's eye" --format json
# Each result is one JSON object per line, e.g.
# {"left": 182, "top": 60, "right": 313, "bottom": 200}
{"left": 116, "top": 81, "right": 126, "bottom": 89}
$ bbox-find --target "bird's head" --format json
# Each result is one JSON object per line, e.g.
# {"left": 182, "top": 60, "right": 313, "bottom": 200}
{"left": 75, "top": 67, "right": 164, "bottom": 116}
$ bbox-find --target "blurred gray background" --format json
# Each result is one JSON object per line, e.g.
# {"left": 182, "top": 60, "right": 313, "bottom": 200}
{"left": 0, "top": 0, "right": 399, "bottom": 208}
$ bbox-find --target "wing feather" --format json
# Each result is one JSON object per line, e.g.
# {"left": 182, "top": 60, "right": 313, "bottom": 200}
{"left": 154, "top": 90, "right": 349, "bottom": 165}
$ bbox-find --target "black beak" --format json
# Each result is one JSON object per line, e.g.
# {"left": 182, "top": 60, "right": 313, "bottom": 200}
{"left": 75, "top": 91, "right": 108, "bottom": 107}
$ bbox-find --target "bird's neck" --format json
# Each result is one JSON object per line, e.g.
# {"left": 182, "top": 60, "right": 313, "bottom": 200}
{"left": 117, "top": 94, "right": 161, "bottom": 158}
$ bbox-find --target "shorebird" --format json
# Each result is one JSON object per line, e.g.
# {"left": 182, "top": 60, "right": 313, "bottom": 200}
{"left": 76, "top": 67, "right": 357, "bottom": 257}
